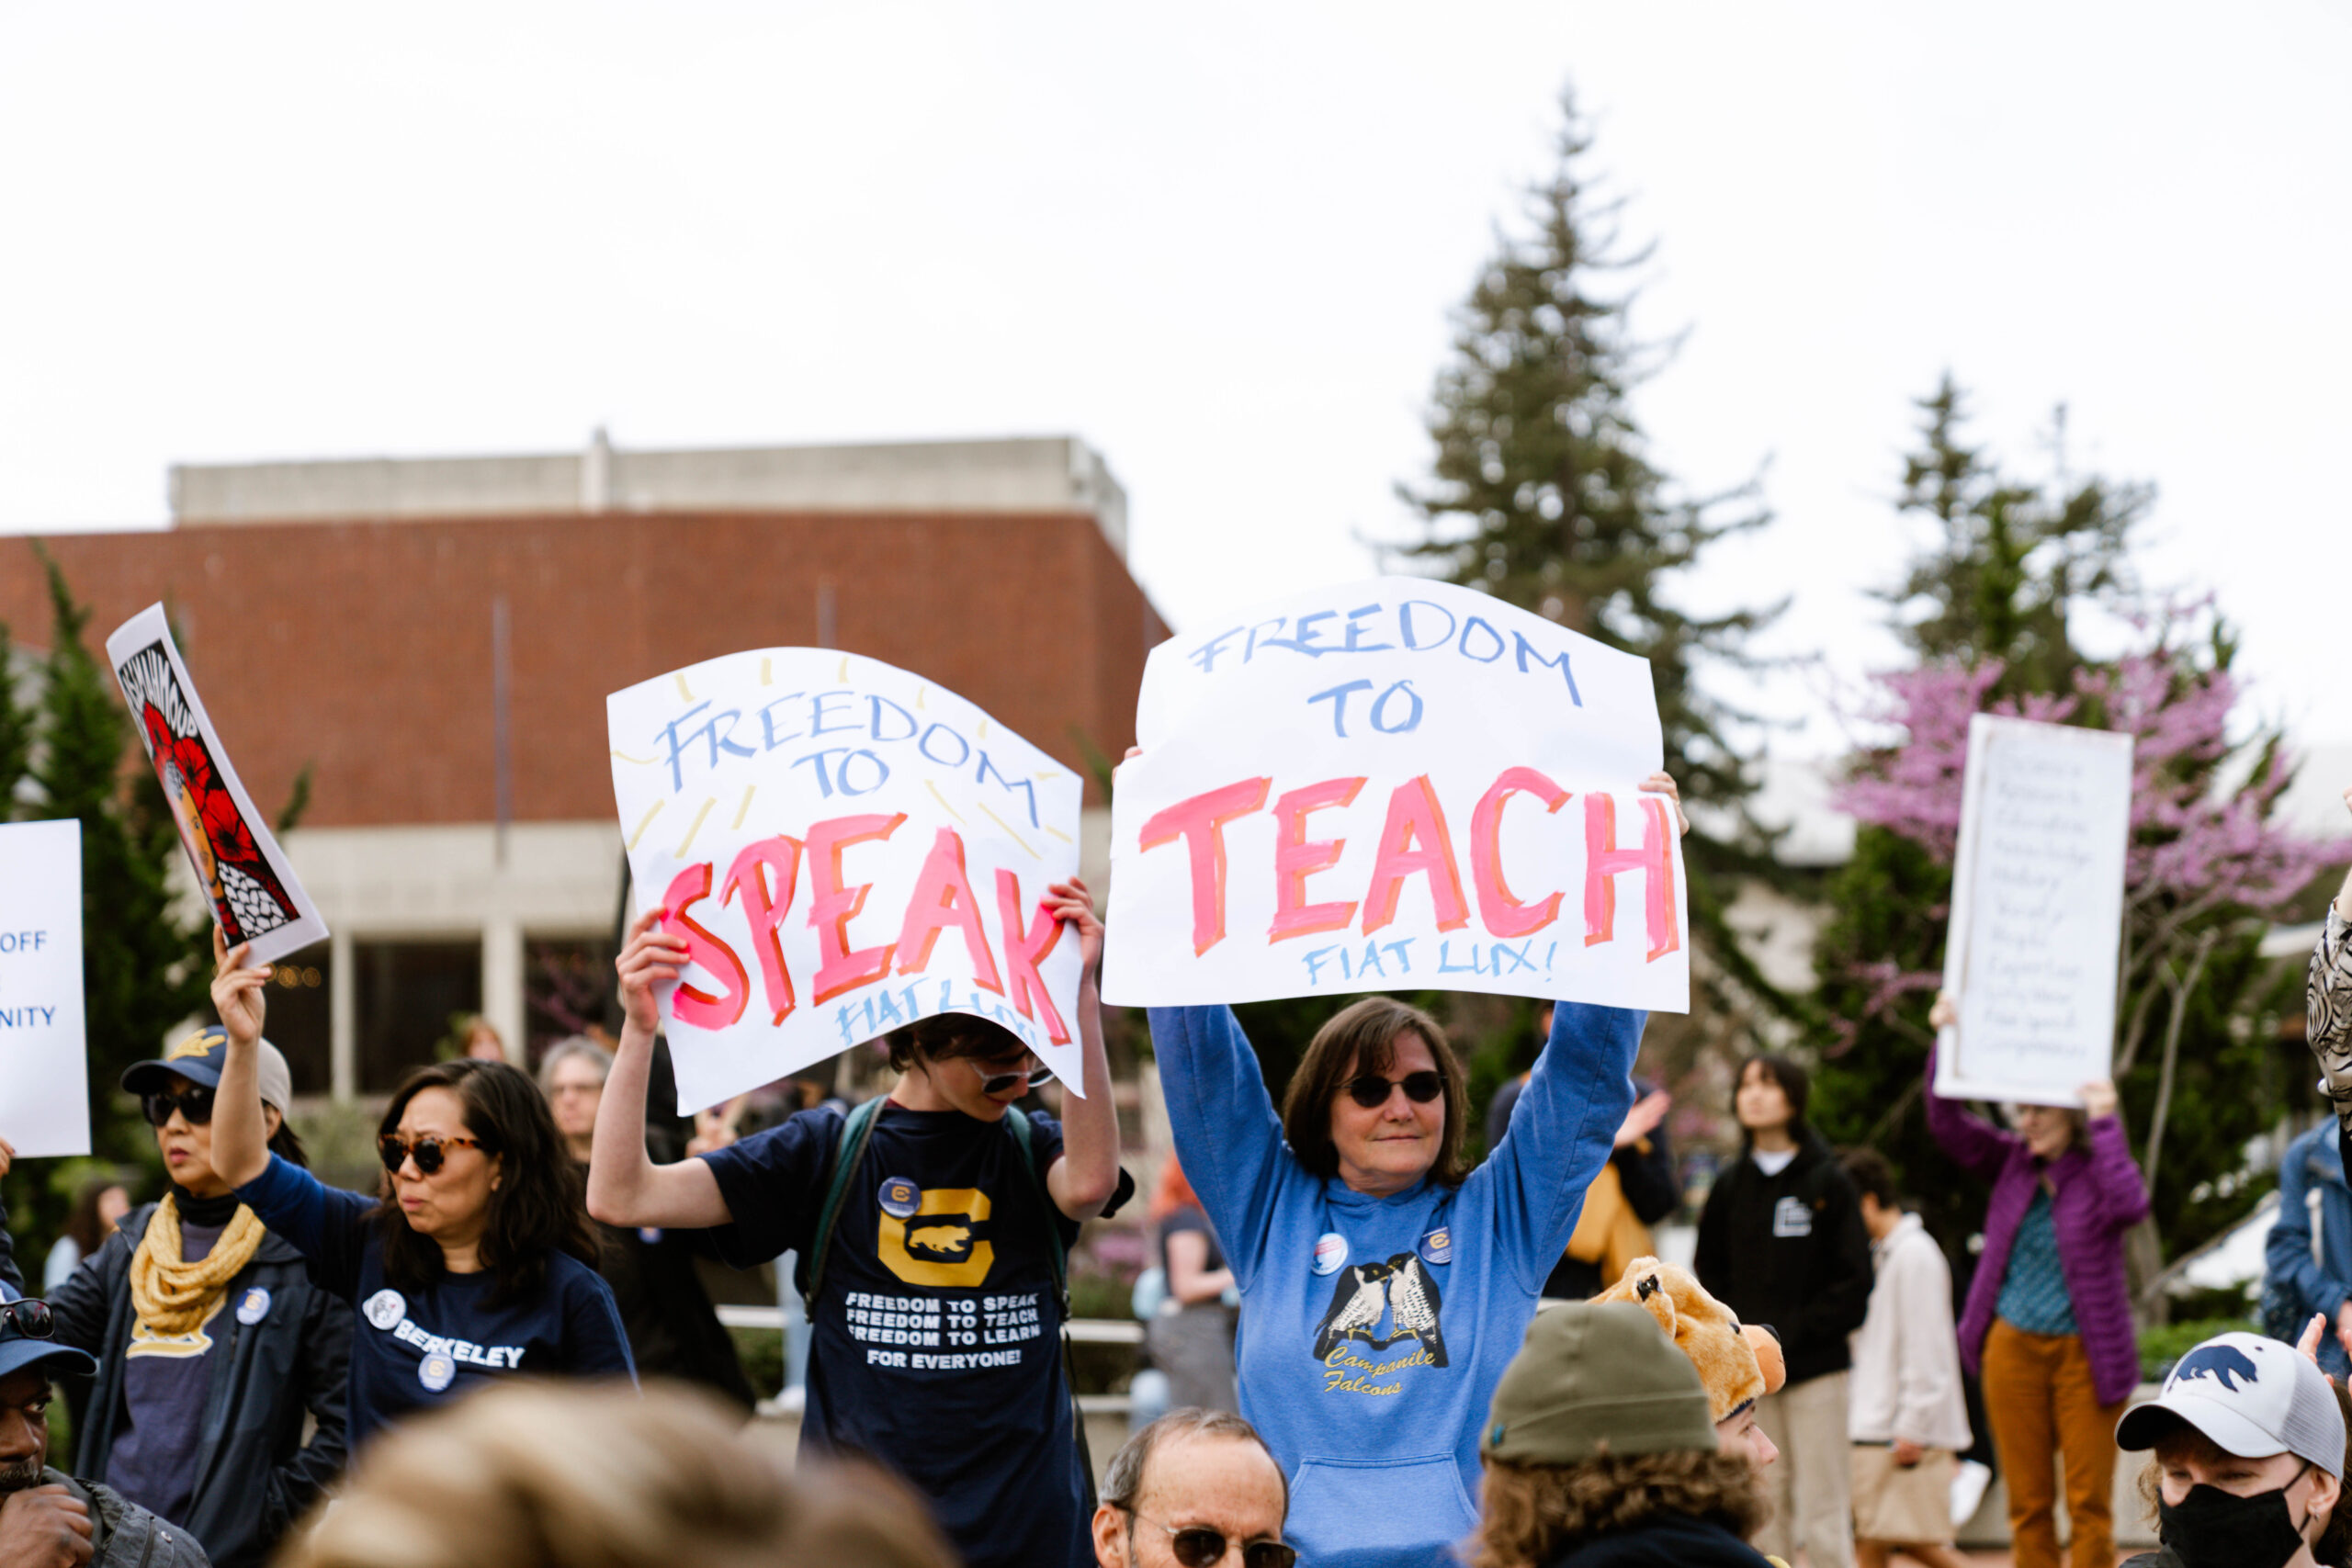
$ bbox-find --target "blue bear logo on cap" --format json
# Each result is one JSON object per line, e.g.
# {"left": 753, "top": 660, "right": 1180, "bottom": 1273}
{"left": 2174, "top": 1343, "right": 2261, "bottom": 1393}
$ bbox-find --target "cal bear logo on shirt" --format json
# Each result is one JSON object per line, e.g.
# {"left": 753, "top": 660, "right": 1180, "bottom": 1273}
{"left": 878, "top": 1188, "right": 996, "bottom": 1288}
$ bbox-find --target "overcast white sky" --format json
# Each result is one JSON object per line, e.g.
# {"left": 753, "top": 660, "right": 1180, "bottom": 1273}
{"left": 4, "top": 2, "right": 2346, "bottom": 775}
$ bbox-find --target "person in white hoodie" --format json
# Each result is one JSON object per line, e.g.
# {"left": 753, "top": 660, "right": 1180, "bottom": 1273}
{"left": 1841, "top": 1149, "right": 1976, "bottom": 1568}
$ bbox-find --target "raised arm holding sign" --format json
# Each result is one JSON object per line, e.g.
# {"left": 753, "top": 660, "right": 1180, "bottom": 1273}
{"left": 1105, "top": 578, "right": 1682, "bottom": 1568}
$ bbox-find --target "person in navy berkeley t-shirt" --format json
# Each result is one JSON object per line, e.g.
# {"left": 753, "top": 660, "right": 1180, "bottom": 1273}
{"left": 589, "top": 878, "right": 1123, "bottom": 1568}
{"left": 206, "top": 932, "right": 635, "bottom": 1447}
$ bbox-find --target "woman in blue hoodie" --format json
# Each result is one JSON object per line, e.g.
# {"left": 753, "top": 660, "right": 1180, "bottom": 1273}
{"left": 1146, "top": 773, "right": 1680, "bottom": 1568}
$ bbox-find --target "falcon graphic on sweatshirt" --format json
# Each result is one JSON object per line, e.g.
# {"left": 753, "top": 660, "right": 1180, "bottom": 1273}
{"left": 1312, "top": 1254, "right": 1448, "bottom": 1364}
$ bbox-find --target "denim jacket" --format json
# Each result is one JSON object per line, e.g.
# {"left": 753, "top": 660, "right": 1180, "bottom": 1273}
{"left": 2265, "top": 1121, "right": 2352, "bottom": 1380}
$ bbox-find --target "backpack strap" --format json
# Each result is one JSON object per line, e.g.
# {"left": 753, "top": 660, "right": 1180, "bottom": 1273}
{"left": 1002, "top": 1107, "right": 1070, "bottom": 1313}
{"left": 803, "top": 1097, "right": 885, "bottom": 1308}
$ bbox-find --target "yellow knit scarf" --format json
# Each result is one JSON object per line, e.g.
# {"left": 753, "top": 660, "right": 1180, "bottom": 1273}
{"left": 129, "top": 1194, "right": 267, "bottom": 1337}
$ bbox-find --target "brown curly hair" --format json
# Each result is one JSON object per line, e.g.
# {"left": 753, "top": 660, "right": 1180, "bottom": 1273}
{"left": 1473, "top": 1450, "right": 1769, "bottom": 1568}
{"left": 2135, "top": 1378, "right": 2352, "bottom": 1565}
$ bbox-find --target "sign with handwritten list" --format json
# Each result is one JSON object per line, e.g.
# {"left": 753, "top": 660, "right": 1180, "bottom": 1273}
{"left": 1938, "top": 715, "right": 2134, "bottom": 1107}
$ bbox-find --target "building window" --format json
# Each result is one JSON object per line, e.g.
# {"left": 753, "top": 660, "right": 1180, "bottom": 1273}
{"left": 262, "top": 942, "right": 332, "bottom": 1096}
{"left": 356, "top": 941, "right": 481, "bottom": 1094}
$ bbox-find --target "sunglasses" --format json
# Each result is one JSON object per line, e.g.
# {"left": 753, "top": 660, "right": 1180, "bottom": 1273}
{"left": 141, "top": 1087, "right": 216, "bottom": 1127}
{"left": 1129, "top": 1512, "right": 1295, "bottom": 1568}
{"left": 975, "top": 1062, "right": 1052, "bottom": 1098}
{"left": 0, "top": 1301, "right": 55, "bottom": 1341}
{"left": 1341, "top": 1070, "right": 1444, "bottom": 1110}
{"left": 378, "top": 1134, "right": 488, "bottom": 1175}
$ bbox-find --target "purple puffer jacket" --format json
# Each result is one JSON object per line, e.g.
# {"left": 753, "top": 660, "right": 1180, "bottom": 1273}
{"left": 1925, "top": 1049, "right": 2152, "bottom": 1408}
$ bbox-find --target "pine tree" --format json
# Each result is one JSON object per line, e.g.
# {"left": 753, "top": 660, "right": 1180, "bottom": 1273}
{"left": 25, "top": 548, "right": 210, "bottom": 1166}
{"left": 1400, "top": 87, "right": 1787, "bottom": 1117}
{"left": 1810, "top": 381, "right": 2328, "bottom": 1311}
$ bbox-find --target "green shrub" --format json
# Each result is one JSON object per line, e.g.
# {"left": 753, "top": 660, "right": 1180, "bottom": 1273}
{"left": 2140, "top": 1316, "right": 2258, "bottom": 1382}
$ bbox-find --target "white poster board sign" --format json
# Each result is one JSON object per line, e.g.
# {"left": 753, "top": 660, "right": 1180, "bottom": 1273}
{"left": 0, "top": 820, "right": 92, "bottom": 1157}
{"left": 104, "top": 605, "right": 329, "bottom": 966}
{"left": 1937, "top": 715, "right": 2134, "bottom": 1107}
{"left": 1102, "top": 578, "right": 1689, "bottom": 1012}
{"left": 608, "top": 649, "right": 1086, "bottom": 1114}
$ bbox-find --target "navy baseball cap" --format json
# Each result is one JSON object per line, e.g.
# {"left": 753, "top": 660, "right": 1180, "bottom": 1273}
{"left": 0, "top": 1299, "right": 96, "bottom": 1382}
{"left": 120, "top": 1026, "right": 292, "bottom": 1115}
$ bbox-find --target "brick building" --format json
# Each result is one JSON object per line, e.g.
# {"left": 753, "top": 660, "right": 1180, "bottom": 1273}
{"left": 1, "top": 434, "right": 1159, "bottom": 1102}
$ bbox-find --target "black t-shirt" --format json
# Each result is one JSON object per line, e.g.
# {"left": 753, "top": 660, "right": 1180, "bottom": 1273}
{"left": 1157, "top": 1201, "right": 1223, "bottom": 1281}
{"left": 702, "top": 1102, "right": 1087, "bottom": 1568}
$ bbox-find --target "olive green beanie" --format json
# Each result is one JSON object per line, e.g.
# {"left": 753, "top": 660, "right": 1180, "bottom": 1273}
{"left": 1482, "top": 1301, "right": 1721, "bottom": 1465}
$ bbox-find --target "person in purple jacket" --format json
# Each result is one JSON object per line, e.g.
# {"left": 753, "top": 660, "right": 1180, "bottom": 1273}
{"left": 1925, "top": 992, "right": 2151, "bottom": 1568}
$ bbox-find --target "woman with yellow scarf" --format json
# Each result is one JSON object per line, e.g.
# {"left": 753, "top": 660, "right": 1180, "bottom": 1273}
{"left": 23, "top": 1026, "right": 351, "bottom": 1568}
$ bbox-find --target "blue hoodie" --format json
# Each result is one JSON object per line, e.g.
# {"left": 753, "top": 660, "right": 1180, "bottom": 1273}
{"left": 1149, "top": 1002, "right": 1640, "bottom": 1568}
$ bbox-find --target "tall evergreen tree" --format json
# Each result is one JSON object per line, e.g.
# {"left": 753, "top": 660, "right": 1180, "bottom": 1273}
{"left": 21, "top": 548, "right": 210, "bottom": 1165}
{"left": 1810, "top": 379, "right": 2327, "bottom": 1309}
{"left": 1400, "top": 87, "right": 1787, "bottom": 1113}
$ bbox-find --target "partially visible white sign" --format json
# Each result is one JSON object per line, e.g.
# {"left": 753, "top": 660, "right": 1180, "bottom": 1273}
{"left": 1938, "top": 715, "right": 2135, "bottom": 1107}
{"left": 1103, "top": 578, "right": 1689, "bottom": 1012}
{"left": 0, "top": 820, "right": 92, "bottom": 1157}
{"left": 104, "top": 604, "right": 329, "bottom": 966}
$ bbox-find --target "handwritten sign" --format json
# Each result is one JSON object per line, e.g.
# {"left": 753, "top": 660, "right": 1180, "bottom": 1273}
{"left": 0, "top": 820, "right": 91, "bottom": 1157}
{"left": 104, "top": 605, "right": 329, "bottom": 967}
{"left": 1938, "top": 715, "right": 2134, "bottom": 1107}
{"left": 1102, "top": 578, "right": 1689, "bottom": 1012}
{"left": 608, "top": 649, "right": 1086, "bottom": 1113}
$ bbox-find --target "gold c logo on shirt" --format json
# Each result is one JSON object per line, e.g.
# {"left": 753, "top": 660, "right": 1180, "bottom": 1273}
{"left": 876, "top": 1187, "right": 995, "bottom": 1287}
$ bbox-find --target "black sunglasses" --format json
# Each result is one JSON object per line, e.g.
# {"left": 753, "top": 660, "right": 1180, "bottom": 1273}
{"left": 0, "top": 1300, "right": 56, "bottom": 1341}
{"left": 1341, "top": 1070, "right": 1444, "bottom": 1110}
{"left": 141, "top": 1087, "right": 216, "bottom": 1127}
{"left": 977, "top": 1063, "right": 1052, "bottom": 1097}
{"left": 377, "top": 1134, "right": 488, "bottom": 1175}
{"left": 1129, "top": 1511, "right": 1294, "bottom": 1568}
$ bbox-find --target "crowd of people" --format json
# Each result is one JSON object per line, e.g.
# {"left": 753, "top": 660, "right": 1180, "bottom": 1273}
{"left": 0, "top": 779, "right": 2346, "bottom": 1568}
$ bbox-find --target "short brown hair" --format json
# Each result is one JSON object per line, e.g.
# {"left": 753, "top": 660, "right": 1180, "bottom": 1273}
{"left": 1473, "top": 1450, "right": 1768, "bottom": 1568}
{"left": 1280, "top": 997, "right": 1468, "bottom": 1188}
{"left": 884, "top": 1013, "right": 1029, "bottom": 1076}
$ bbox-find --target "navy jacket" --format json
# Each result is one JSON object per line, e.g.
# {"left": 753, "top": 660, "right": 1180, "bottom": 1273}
{"left": 1549, "top": 1511, "right": 1776, "bottom": 1566}
{"left": 2266, "top": 1122, "right": 2352, "bottom": 1381}
{"left": 43, "top": 1201, "right": 352, "bottom": 1568}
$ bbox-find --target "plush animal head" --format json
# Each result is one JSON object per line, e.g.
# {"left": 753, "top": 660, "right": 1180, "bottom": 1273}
{"left": 1594, "top": 1256, "right": 1786, "bottom": 1423}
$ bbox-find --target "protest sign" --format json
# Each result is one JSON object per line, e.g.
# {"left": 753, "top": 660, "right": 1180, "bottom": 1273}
{"left": 608, "top": 649, "right": 1086, "bottom": 1114}
{"left": 1102, "top": 578, "right": 1688, "bottom": 1012}
{"left": 0, "top": 819, "right": 92, "bottom": 1157}
{"left": 105, "top": 604, "right": 329, "bottom": 967}
{"left": 1937, "top": 714, "right": 2134, "bottom": 1107}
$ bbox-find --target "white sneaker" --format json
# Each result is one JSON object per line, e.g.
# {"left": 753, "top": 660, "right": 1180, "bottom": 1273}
{"left": 1950, "top": 1458, "right": 1993, "bottom": 1529}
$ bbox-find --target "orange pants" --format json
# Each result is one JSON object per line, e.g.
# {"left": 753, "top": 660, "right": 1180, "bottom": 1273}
{"left": 1981, "top": 1319, "right": 2127, "bottom": 1568}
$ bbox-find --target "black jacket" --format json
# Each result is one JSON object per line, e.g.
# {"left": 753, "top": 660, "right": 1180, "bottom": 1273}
{"left": 45, "top": 1469, "right": 214, "bottom": 1568}
{"left": 1495, "top": 1073, "right": 1679, "bottom": 1300}
{"left": 1547, "top": 1511, "right": 1776, "bottom": 1566}
{"left": 42, "top": 1201, "right": 352, "bottom": 1568}
{"left": 589, "top": 1215, "right": 756, "bottom": 1410}
{"left": 1692, "top": 1134, "right": 1873, "bottom": 1386}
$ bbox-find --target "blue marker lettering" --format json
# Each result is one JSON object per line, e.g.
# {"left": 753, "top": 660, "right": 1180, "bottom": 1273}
{"left": 1264, "top": 610, "right": 1336, "bottom": 656}
{"left": 918, "top": 722, "right": 971, "bottom": 768}
{"left": 869, "top": 695, "right": 919, "bottom": 742}
{"left": 1242, "top": 618, "right": 1289, "bottom": 662}
{"left": 1189, "top": 627, "right": 1242, "bottom": 674}
{"left": 1304, "top": 947, "right": 1343, "bottom": 986}
{"left": 756, "top": 693, "right": 808, "bottom": 750}
{"left": 1511, "top": 633, "right": 1583, "bottom": 706}
{"left": 1341, "top": 604, "right": 1394, "bottom": 652}
{"left": 1399, "top": 600, "right": 1456, "bottom": 651}
{"left": 1458, "top": 617, "right": 1506, "bottom": 663}
{"left": 1369, "top": 680, "right": 1423, "bottom": 733}
{"left": 974, "top": 750, "right": 1041, "bottom": 829}
{"left": 810, "top": 690, "right": 860, "bottom": 736}
{"left": 1307, "top": 680, "right": 1375, "bottom": 738}
{"left": 1381, "top": 940, "right": 1414, "bottom": 974}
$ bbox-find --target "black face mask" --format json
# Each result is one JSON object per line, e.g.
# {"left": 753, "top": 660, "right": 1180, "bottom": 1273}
{"left": 2159, "top": 1472, "right": 2312, "bottom": 1568}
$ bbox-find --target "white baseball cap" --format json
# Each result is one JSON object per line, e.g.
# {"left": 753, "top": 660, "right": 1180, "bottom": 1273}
{"left": 2117, "top": 1332, "right": 2346, "bottom": 1479}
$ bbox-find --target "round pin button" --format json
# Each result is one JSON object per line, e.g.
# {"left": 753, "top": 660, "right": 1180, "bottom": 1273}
{"left": 417, "top": 1352, "right": 457, "bottom": 1393}
{"left": 1311, "top": 1233, "right": 1350, "bottom": 1276}
{"left": 878, "top": 1178, "right": 922, "bottom": 1220}
{"left": 1418, "top": 1227, "right": 1453, "bottom": 1266}
{"left": 362, "top": 1290, "right": 406, "bottom": 1331}
{"left": 235, "top": 1287, "right": 271, "bottom": 1325}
